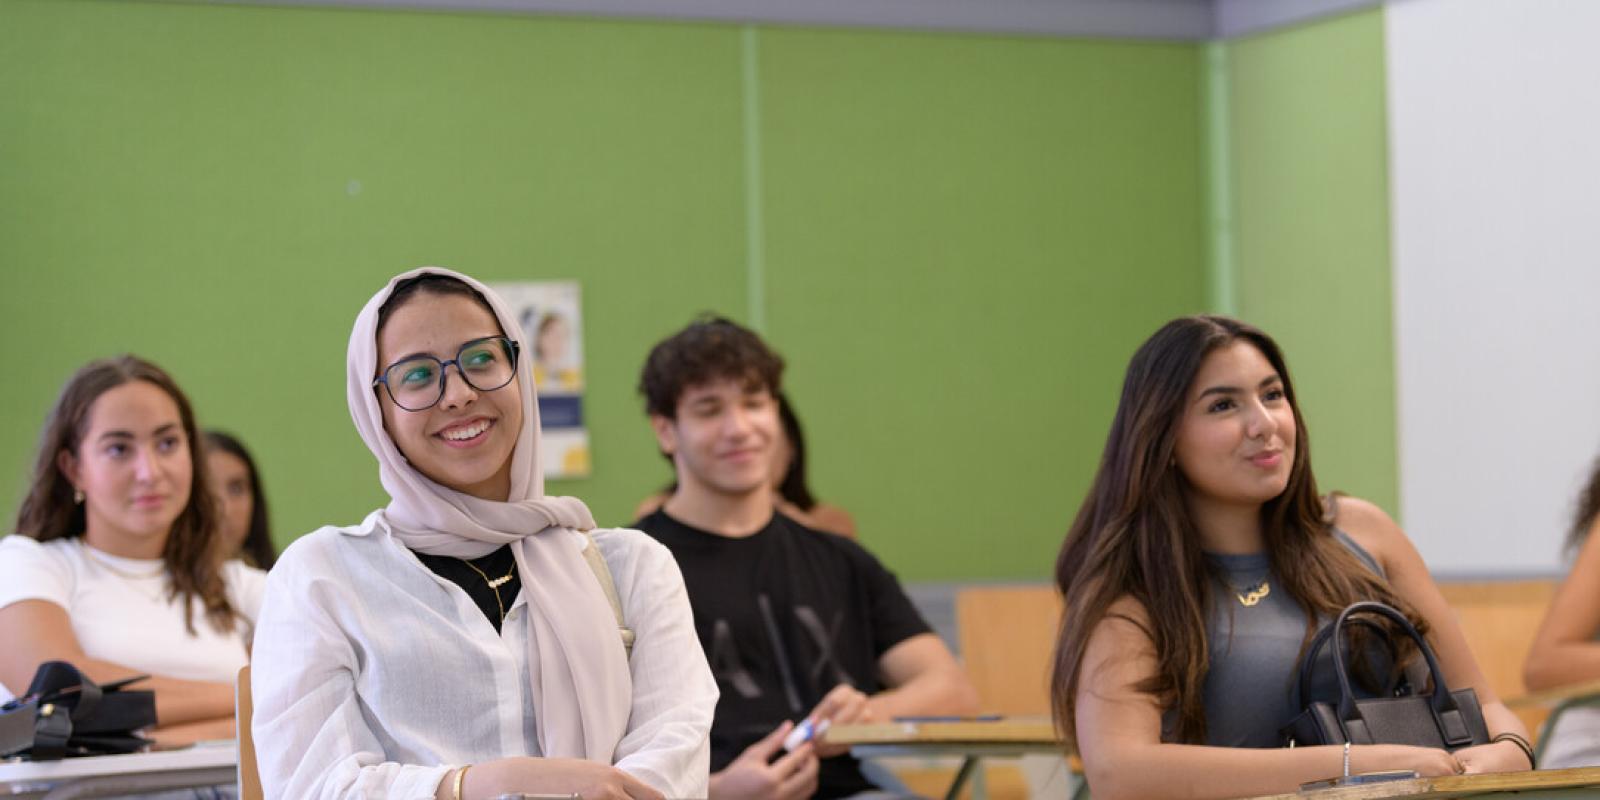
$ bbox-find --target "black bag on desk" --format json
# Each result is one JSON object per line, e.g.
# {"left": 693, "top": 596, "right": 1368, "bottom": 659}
{"left": 0, "top": 661, "right": 156, "bottom": 760}
{"left": 1280, "top": 601, "right": 1490, "bottom": 751}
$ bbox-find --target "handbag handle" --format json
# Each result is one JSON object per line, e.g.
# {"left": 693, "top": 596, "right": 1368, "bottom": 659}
{"left": 24, "top": 662, "right": 104, "bottom": 722}
{"left": 1328, "top": 602, "right": 1474, "bottom": 747}
{"left": 1296, "top": 616, "right": 1402, "bottom": 710}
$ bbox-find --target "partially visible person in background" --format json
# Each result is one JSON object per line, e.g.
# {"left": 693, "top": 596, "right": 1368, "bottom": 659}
{"left": 769, "top": 395, "right": 858, "bottom": 539}
{"left": 204, "top": 430, "right": 277, "bottom": 570}
{"left": 0, "top": 355, "right": 266, "bottom": 746}
{"left": 1524, "top": 453, "right": 1600, "bottom": 767}
{"left": 636, "top": 392, "right": 858, "bottom": 539}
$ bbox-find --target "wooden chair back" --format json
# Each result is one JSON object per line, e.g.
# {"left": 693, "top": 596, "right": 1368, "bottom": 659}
{"left": 237, "top": 664, "right": 262, "bottom": 800}
{"left": 955, "top": 584, "right": 1063, "bottom": 716}
{"left": 1436, "top": 579, "right": 1558, "bottom": 734}
{"left": 952, "top": 580, "right": 1553, "bottom": 715}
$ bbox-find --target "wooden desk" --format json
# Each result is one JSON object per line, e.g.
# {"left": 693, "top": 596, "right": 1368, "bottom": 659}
{"left": 827, "top": 718, "right": 1071, "bottom": 800}
{"left": 1242, "top": 766, "right": 1600, "bottom": 800}
{"left": 0, "top": 742, "right": 237, "bottom": 798}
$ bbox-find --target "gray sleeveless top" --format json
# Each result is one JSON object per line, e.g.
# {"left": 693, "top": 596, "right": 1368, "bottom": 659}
{"left": 1161, "top": 529, "right": 1388, "bottom": 747}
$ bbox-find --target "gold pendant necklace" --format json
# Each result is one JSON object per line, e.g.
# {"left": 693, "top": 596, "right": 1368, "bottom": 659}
{"left": 461, "top": 558, "right": 515, "bottom": 623}
{"left": 1233, "top": 579, "right": 1271, "bottom": 607}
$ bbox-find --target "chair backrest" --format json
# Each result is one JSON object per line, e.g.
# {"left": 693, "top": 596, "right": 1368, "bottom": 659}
{"left": 237, "top": 664, "right": 262, "bottom": 800}
{"left": 955, "top": 584, "right": 1063, "bottom": 717}
{"left": 1436, "top": 578, "right": 1558, "bottom": 734}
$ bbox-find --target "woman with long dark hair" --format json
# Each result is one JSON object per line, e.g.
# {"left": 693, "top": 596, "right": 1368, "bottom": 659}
{"left": 0, "top": 356, "right": 266, "bottom": 745}
{"left": 769, "top": 394, "right": 858, "bottom": 538}
{"left": 250, "top": 268, "right": 714, "bottom": 799}
{"left": 1050, "top": 315, "right": 1531, "bottom": 799}
{"left": 204, "top": 430, "right": 277, "bottom": 570}
{"left": 1523, "top": 454, "right": 1600, "bottom": 767}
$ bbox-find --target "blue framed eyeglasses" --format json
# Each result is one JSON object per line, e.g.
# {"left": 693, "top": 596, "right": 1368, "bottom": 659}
{"left": 373, "top": 336, "right": 521, "bottom": 412}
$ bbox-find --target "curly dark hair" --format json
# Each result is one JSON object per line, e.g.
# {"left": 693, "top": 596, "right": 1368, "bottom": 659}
{"left": 638, "top": 315, "right": 784, "bottom": 419}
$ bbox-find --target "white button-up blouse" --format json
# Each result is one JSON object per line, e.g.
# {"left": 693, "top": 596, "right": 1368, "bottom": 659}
{"left": 250, "top": 511, "right": 717, "bottom": 799}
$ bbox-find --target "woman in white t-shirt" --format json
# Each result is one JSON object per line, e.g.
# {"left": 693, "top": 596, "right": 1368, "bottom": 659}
{"left": 0, "top": 355, "right": 266, "bottom": 746}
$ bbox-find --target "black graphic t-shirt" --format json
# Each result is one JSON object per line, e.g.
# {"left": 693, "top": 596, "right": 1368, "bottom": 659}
{"left": 635, "top": 509, "right": 932, "bottom": 799}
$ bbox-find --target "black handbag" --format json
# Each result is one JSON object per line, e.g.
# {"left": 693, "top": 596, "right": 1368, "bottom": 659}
{"left": 1279, "top": 601, "right": 1489, "bottom": 751}
{"left": 0, "top": 661, "right": 156, "bottom": 760}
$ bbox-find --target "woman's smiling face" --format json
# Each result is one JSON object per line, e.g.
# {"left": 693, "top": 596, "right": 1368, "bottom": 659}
{"left": 1173, "top": 340, "right": 1298, "bottom": 511}
{"left": 376, "top": 291, "right": 523, "bottom": 501}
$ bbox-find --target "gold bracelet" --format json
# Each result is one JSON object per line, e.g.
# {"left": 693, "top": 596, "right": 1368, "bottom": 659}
{"left": 452, "top": 764, "right": 470, "bottom": 800}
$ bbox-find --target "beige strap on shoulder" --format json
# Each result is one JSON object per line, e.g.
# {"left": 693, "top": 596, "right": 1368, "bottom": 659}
{"left": 580, "top": 530, "right": 635, "bottom": 658}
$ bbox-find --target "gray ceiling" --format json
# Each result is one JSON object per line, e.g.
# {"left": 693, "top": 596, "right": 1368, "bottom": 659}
{"left": 205, "top": 0, "right": 1382, "bottom": 40}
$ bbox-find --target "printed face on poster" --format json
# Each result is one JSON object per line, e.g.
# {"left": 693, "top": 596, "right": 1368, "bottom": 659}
{"left": 491, "top": 281, "right": 590, "bottom": 479}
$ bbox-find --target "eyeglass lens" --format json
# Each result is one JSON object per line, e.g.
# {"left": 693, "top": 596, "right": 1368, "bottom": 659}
{"left": 383, "top": 338, "right": 516, "bottom": 411}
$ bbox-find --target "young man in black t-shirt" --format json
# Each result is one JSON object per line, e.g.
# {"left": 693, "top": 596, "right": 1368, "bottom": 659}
{"left": 633, "top": 316, "right": 979, "bottom": 800}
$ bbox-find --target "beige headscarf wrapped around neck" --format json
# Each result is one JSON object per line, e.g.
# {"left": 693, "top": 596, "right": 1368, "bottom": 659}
{"left": 346, "top": 266, "right": 630, "bottom": 762}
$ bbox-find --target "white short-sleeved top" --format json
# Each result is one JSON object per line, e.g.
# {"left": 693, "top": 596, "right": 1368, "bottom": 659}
{"left": 0, "top": 534, "right": 267, "bottom": 702}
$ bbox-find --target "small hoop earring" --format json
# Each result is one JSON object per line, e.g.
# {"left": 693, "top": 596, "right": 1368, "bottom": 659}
{"left": 73, "top": 488, "right": 85, "bottom": 505}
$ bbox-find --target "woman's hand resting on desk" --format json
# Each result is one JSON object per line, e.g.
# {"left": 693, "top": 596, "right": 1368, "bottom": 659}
{"left": 1455, "top": 740, "right": 1535, "bottom": 774}
{"left": 441, "top": 757, "right": 664, "bottom": 800}
{"left": 1353, "top": 744, "right": 1463, "bottom": 777}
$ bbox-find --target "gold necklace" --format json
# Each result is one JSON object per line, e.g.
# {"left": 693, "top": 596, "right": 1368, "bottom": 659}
{"left": 1231, "top": 578, "right": 1271, "bottom": 607}
{"left": 460, "top": 559, "right": 515, "bottom": 623}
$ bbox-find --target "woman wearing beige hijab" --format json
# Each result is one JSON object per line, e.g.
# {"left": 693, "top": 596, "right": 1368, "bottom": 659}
{"left": 251, "top": 268, "right": 716, "bottom": 799}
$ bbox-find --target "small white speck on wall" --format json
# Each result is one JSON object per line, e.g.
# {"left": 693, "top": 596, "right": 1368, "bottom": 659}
{"left": 346, "top": 179, "right": 362, "bottom": 196}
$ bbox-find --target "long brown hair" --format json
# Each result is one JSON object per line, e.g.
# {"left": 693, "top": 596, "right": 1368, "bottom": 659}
{"left": 1566, "top": 454, "right": 1600, "bottom": 552}
{"left": 1049, "top": 315, "right": 1424, "bottom": 746}
{"left": 15, "top": 355, "right": 238, "bottom": 634}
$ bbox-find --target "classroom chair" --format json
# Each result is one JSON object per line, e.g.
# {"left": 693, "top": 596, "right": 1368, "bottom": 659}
{"left": 951, "top": 584, "right": 1079, "bottom": 799}
{"left": 238, "top": 665, "right": 262, "bottom": 800}
{"left": 956, "top": 585, "right": 1062, "bottom": 718}
{"left": 1436, "top": 579, "right": 1558, "bottom": 736}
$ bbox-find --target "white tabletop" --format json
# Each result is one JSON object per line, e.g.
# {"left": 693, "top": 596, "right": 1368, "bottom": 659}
{"left": 0, "top": 742, "right": 237, "bottom": 798}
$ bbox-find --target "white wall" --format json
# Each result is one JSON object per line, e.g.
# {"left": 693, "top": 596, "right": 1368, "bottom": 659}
{"left": 1387, "top": 0, "right": 1600, "bottom": 575}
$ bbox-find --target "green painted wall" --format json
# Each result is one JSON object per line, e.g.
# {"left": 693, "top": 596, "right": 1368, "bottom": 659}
{"left": 0, "top": 0, "right": 1207, "bottom": 580}
{"left": 1222, "top": 10, "right": 1399, "bottom": 517}
{"left": 0, "top": 0, "right": 750, "bottom": 558}
{"left": 756, "top": 29, "right": 1205, "bottom": 579}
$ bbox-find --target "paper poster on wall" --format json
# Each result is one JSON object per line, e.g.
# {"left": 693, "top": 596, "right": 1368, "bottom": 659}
{"left": 491, "top": 280, "right": 591, "bottom": 479}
